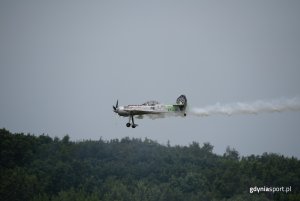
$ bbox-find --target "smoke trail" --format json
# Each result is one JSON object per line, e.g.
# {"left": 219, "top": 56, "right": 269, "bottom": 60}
{"left": 188, "top": 97, "right": 300, "bottom": 117}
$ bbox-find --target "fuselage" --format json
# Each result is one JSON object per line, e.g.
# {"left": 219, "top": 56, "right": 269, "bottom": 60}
{"left": 115, "top": 104, "right": 181, "bottom": 117}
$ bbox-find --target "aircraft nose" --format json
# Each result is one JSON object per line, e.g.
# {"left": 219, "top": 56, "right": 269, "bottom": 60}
{"left": 114, "top": 107, "right": 120, "bottom": 113}
{"left": 117, "top": 106, "right": 126, "bottom": 115}
{"left": 113, "top": 106, "right": 118, "bottom": 112}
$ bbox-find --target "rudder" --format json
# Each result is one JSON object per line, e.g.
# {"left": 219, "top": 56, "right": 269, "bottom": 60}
{"left": 176, "top": 95, "right": 187, "bottom": 115}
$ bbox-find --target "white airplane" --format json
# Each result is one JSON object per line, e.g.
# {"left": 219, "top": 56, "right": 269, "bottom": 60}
{"left": 113, "top": 95, "right": 187, "bottom": 128}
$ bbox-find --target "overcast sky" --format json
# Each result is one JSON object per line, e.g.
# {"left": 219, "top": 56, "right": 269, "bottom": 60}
{"left": 1, "top": 0, "right": 300, "bottom": 157}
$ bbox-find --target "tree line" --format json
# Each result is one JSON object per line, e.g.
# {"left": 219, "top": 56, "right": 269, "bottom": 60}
{"left": 0, "top": 128, "right": 299, "bottom": 201}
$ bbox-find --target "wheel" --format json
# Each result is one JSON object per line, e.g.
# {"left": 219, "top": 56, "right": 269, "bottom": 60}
{"left": 132, "top": 124, "right": 136, "bottom": 128}
{"left": 126, "top": 123, "right": 131, "bottom": 127}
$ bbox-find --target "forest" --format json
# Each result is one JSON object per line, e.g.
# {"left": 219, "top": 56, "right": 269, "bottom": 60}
{"left": 0, "top": 128, "right": 299, "bottom": 201}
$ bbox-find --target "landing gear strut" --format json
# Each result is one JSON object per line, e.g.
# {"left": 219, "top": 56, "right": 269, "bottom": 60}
{"left": 126, "top": 115, "right": 138, "bottom": 128}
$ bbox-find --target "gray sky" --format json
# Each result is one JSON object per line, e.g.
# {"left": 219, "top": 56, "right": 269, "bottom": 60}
{"left": 1, "top": 0, "right": 300, "bottom": 157}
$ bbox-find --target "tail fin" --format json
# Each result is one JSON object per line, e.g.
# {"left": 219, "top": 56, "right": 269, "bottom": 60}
{"left": 176, "top": 95, "right": 187, "bottom": 115}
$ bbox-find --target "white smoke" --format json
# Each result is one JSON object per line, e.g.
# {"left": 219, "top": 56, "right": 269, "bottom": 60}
{"left": 188, "top": 97, "right": 300, "bottom": 117}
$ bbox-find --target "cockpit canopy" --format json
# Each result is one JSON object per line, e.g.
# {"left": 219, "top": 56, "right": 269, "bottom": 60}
{"left": 142, "top": 100, "right": 160, "bottom": 106}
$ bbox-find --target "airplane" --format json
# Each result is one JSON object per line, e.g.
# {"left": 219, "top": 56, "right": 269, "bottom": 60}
{"left": 113, "top": 95, "right": 187, "bottom": 128}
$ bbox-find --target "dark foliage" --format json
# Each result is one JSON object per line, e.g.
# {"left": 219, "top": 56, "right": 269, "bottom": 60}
{"left": 0, "top": 128, "right": 299, "bottom": 201}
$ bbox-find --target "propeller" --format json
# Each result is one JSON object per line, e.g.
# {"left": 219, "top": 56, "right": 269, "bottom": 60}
{"left": 113, "top": 100, "right": 118, "bottom": 112}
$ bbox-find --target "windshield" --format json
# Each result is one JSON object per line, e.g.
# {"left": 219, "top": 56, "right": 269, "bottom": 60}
{"left": 142, "top": 100, "right": 159, "bottom": 106}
